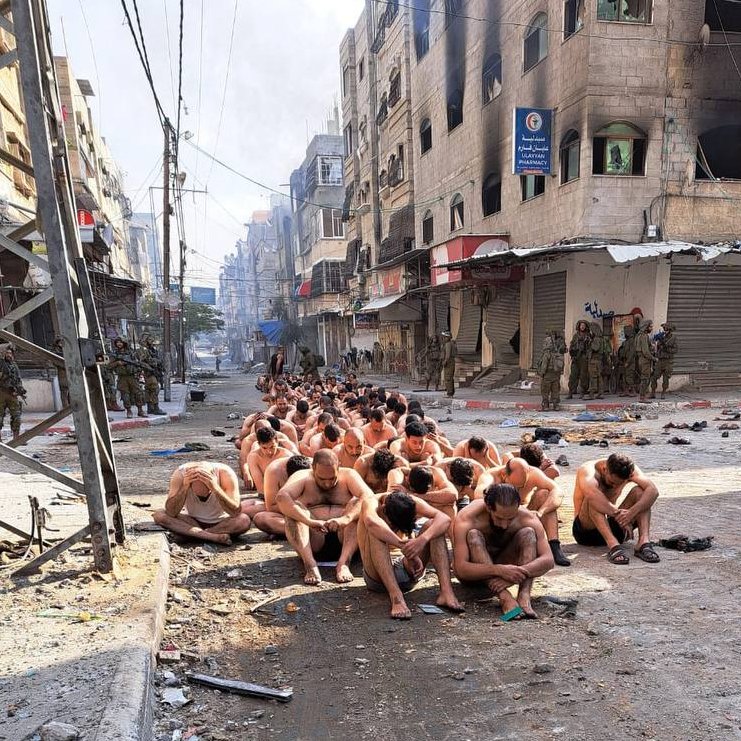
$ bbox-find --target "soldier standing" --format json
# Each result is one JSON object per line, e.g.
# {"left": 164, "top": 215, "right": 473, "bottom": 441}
{"left": 418, "top": 336, "right": 442, "bottom": 391}
{"left": 138, "top": 335, "right": 166, "bottom": 415}
{"left": 109, "top": 337, "right": 147, "bottom": 419}
{"left": 634, "top": 319, "right": 655, "bottom": 403}
{"left": 649, "top": 322, "right": 678, "bottom": 399}
{"left": 298, "top": 346, "right": 318, "bottom": 381}
{"left": 584, "top": 323, "right": 609, "bottom": 400}
{"left": 537, "top": 335, "right": 564, "bottom": 411}
{"left": 441, "top": 330, "right": 457, "bottom": 398}
{"left": 567, "top": 320, "right": 591, "bottom": 399}
{"left": 101, "top": 343, "right": 122, "bottom": 412}
{"left": 617, "top": 325, "right": 637, "bottom": 397}
{"left": 0, "top": 345, "right": 26, "bottom": 440}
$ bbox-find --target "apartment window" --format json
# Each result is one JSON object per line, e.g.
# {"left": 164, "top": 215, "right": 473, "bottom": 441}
{"left": 422, "top": 210, "right": 434, "bottom": 244}
{"left": 322, "top": 208, "right": 345, "bottom": 238}
{"left": 447, "top": 89, "right": 464, "bottom": 131}
{"left": 482, "top": 53, "right": 502, "bottom": 105}
{"left": 592, "top": 122, "right": 646, "bottom": 176}
{"left": 414, "top": 0, "right": 430, "bottom": 60}
{"left": 521, "top": 175, "right": 545, "bottom": 201}
{"left": 705, "top": 0, "right": 741, "bottom": 31}
{"left": 564, "top": 0, "right": 585, "bottom": 38}
{"left": 597, "top": 0, "right": 652, "bottom": 22}
{"left": 445, "top": 0, "right": 463, "bottom": 27}
{"left": 420, "top": 118, "right": 432, "bottom": 154}
{"left": 377, "top": 93, "right": 389, "bottom": 126}
{"left": 358, "top": 57, "right": 365, "bottom": 81}
{"left": 524, "top": 13, "right": 549, "bottom": 72}
{"left": 559, "top": 130, "right": 580, "bottom": 183}
{"left": 696, "top": 125, "right": 741, "bottom": 180}
{"left": 342, "top": 64, "right": 350, "bottom": 97}
{"left": 344, "top": 124, "right": 353, "bottom": 158}
{"left": 318, "top": 155, "right": 343, "bottom": 186}
{"left": 482, "top": 174, "right": 502, "bottom": 216}
{"left": 388, "top": 70, "right": 401, "bottom": 107}
{"left": 450, "top": 193, "right": 465, "bottom": 231}
{"left": 379, "top": 169, "right": 388, "bottom": 188}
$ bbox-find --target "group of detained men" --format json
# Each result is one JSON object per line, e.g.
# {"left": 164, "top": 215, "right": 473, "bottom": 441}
{"left": 153, "top": 377, "right": 661, "bottom": 620}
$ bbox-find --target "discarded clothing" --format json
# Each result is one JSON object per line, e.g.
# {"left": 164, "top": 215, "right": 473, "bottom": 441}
{"left": 667, "top": 437, "right": 691, "bottom": 445}
{"left": 499, "top": 418, "right": 519, "bottom": 428}
{"left": 534, "top": 427, "right": 562, "bottom": 442}
{"left": 658, "top": 534, "right": 713, "bottom": 552}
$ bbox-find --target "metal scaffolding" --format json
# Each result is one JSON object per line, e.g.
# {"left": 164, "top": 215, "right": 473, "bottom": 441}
{"left": 0, "top": 0, "right": 124, "bottom": 574}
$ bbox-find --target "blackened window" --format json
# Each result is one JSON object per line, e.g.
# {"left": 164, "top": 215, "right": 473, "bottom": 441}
{"left": 422, "top": 210, "right": 434, "bottom": 244}
{"left": 592, "top": 122, "right": 646, "bottom": 176}
{"left": 450, "top": 194, "right": 465, "bottom": 230}
{"left": 705, "top": 0, "right": 741, "bottom": 31}
{"left": 445, "top": 0, "right": 463, "bottom": 28}
{"left": 388, "top": 71, "right": 401, "bottom": 107}
{"left": 482, "top": 53, "right": 502, "bottom": 105}
{"left": 696, "top": 125, "right": 741, "bottom": 180}
{"left": 521, "top": 175, "right": 545, "bottom": 201}
{"left": 414, "top": 0, "right": 431, "bottom": 61}
{"left": 447, "top": 89, "right": 464, "bottom": 131}
{"left": 482, "top": 174, "right": 502, "bottom": 216}
{"left": 344, "top": 124, "right": 353, "bottom": 158}
{"left": 342, "top": 65, "right": 350, "bottom": 97}
{"left": 597, "top": 0, "right": 652, "bottom": 22}
{"left": 564, "top": 0, "right": 585, "bottom": 38}
{"left": 420, "top": 118, "right": 432, "bottom": 154}
{"left": 358, "top": 57, "right": 365, "bottom": 81}
{"left": 559, "top": 130, "right": 580, "bottom": 183}
{"left": 524, "top": 13, "right": 549, "bottom": 72}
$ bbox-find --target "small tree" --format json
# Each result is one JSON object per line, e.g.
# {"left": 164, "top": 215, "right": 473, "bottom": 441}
{"left": 139, "top": 295, "right": 224, "bottom": 342}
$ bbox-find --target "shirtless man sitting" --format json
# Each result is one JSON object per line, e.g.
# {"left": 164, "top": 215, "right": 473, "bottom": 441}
{"left": 267, "top": 395, "right": 295, "bottom": 420}
{"left": 361, "top": 408, "right": 398, "bottom": 448}
{"left": 436, "top": 457, "right": 486, "bottom": 508}
{"left": 252, "top": 454, "right": 312, "bottom": 537}
{"left": 276, "top": 450, "right": 373, "bottom": 585}
{"left": 573, "top": 453, "right": 660, "bottom": 565}
{"left": 354, "top": 449, "right": 408, "bottom": 493}
{"left": 358, "top": 489, "right": 464, "bottom": 619}
{"left": 153, "top": 462, "right": 250, "bottom": 543}
{"left": 476, "top": 458, "right": 569, "bottom": 567}
{"left": 287, "top": 398, "right": 310, "bottom": 437}
{"left": 243, "top": 426, "right": 292, "bottom": 498}
{"left": 306, "top": 422, "right": 342, "bottom": 455}
{"left": 452, "top": 436, "right": 501, "bottom": 468}
{"left": 238, "top": 418, "right": 296, "bottom": 457}
{"left": 453, "top": 483, "right": 554, "bottom": 619}
{"left": 333, "top": 427, "right": 372, "bottom": 468}
{"left": 239, "top": 423, "right": 292, "bottom": 488}
{"left": 513, "top": 443, "right": 560, "bottom": 480}
{"left": 387, "top": 465, "right": 457, "bottom": 521}
{"left": 298, "top": 412, "right": 332, "bottom": 455}
{"left": 389, "top": 421, "right": 442, "bottom": 465}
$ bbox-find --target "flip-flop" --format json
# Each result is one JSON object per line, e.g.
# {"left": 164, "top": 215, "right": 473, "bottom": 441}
{"left": 607, "top": 545, "right": 630, "bottom": 565}
{"left": 634, "top": 542, "right": 660, "bottom": 563}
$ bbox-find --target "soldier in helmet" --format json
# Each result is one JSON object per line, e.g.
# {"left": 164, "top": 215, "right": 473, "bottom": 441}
{"left": 109, "top": 337, "right": 147, "bottom": 418}
{"left": 0, "top": 345, "right": 26, "bottom": 440}
{"left": 567, "top": 320, "right": 591, "bottom": 399}
{"left": 418, "top": 336, "right": 442, "bottom": 391}
{"left": 138, "top": 335, "right": 166, "bottom": 415}
{"left": 634, "top": 319, "right": 655, "bottom": 403}
{"left": 649, "top": 323, "right": 678, "bottom": 399}
{"left": 584, "top": 323, "right": 610, "bottom": 400}
{"left": 441, "top": 331, "right": 457, "bottom": 398}
{"left": 618, "top": 325, "right": 637, "bottom": 397}
{"left": 101, "top": 343, "right": 122, "bottom": 411}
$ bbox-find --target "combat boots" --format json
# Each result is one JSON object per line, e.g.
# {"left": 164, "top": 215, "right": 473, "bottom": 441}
{"left": 137, "top": 406, "right": 148, "bottom": 418}
{"left": 148, "top": 404, "right": 167, "bottom": 415}
{"left": 541, "top": 400, "right": 551, "bottom": 411}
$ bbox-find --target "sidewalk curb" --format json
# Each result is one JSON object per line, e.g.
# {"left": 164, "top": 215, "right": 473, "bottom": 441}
{"left": 93, "top": 534, "right": 170, "bottom": 741}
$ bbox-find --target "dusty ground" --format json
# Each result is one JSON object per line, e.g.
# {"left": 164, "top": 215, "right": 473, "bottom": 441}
{"left": 2, "top": 371, "right": 741, "bottom": 740}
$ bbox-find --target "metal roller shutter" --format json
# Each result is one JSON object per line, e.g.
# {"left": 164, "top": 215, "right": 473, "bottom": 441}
{"left": 485, "top": 283, "right": 520, "bottom": 353}
{"left": 666, "top": 265, "right": 741, "bottom": 372}
{"left": 434, "top": 292, "right": 450, "bottom": 334}
{"left": 531, "top": 272, "right": 567, "bottom": 367}
{"left": 455, "top": 291, "right": 482, "bottom": 354}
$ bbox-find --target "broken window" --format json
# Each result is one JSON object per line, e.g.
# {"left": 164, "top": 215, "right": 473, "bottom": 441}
{"left": 521, "top": 175, "right": 545, "bottom": 201}
{"left": 482, "top": 174, "right": 502, "bottom": 216}
{"left": 524, "top": 13, "right": 549, "bottom": 72}
{"left": 420, "top": 118, "right": 432, "bottom": 154}
{"left": 696, "top": 125, "right": 741, "bottom": 180}
{"left": 388, "top": 70, "right": 401, "bottom": 107}
{"left": 318, "top": 156, "right": 343, "bottom": 186}
{"left": 482, "top": 53, "right": 502, "bottom": 105}
{"left": 322, "top": 208, "right": 345, "bottom": 238}
{"left": 344, "top": 124, "right": 353, "bottom": 158}
{"left": 447, "top": 88, "right": 464, "bottom": 131}
{"left": 597, "top": 0, "right": 652, "bottom": 23}
{"left": 592, "top": 122, "right": 646, "bottom": 176}
{"left": 450, "top": 193, "right": 465, "bottom": 230}
{"left": 705, "top": 0, "right": 741, "bottom": 31}
{"left": 564, "top": 0, "right": 585, "bottom": 38}
{"left": 422, "top": 210, "right": 434, "bottom": 244}
{"left": 414, "top": 0, "right": 430, "bottom": 61}
{"left": 560, "top": 129, "right": 580, "bottom": 183}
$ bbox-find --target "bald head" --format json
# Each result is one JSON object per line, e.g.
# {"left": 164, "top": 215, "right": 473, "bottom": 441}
{"left": 343, "top": 428, "right": 365, "bottom": 456}
{"left": 312, "top": 449, "right": 339, "bottom": 491}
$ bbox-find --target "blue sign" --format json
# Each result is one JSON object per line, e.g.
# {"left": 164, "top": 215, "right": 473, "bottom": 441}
{"left": 512, "top": 107, "right": 553, "bottom": 175}
{"left": 190, "top": 286, "right": 216, "bottom": 305}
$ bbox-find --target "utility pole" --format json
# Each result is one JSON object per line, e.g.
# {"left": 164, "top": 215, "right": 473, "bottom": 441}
{"left": 161, "top": 125, "right": 172, "bottom": 401}
{"left": 179, "top": 238, "right": 186, "bottom": 383}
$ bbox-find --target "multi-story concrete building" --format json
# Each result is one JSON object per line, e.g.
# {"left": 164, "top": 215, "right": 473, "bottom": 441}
{"left": 131, "top": 211, "right": 161, "bottom": 292}
{"left": 289, "top": 123, "right": 349, "bottom": 364}
{"left": 219, "top": 248, "right": 248, "bottom": 363}
{"left": 342, "top": 0, "right": 741, "bottom": 390}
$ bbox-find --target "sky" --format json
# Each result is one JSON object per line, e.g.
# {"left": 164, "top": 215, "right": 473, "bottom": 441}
{"left": 47, "top": 0, "right": 364, "bottom": 290}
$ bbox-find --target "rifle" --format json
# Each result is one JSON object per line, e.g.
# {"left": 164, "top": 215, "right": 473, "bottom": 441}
{"left": 111, "top": 354, "right": 163, "bottom": 385}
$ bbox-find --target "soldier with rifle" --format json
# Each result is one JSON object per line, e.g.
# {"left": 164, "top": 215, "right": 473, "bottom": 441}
{"left": 137, "top": 335, "right": 166, "bottom": 415}
{"left": 108, "top": 337, "right": 148, "bottom": 419}
{"left": 0, "top": 345, "right": 26, "bottom": 440}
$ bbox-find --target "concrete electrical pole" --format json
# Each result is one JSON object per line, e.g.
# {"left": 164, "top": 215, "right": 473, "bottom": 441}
{"left": 162, "top": 126, "right": 172, "bottom": 401}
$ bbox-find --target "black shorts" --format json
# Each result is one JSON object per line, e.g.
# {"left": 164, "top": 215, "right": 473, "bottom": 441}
{"left": 314, "top": 531, "right": 342, "bottom": 561}
{"left": 572, "top": 515, "right": 629, "bottom": 547}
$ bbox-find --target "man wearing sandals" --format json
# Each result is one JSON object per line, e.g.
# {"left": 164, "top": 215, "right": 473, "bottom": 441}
{"left": 572, "top": 453, "right": 661, "bottom": 565}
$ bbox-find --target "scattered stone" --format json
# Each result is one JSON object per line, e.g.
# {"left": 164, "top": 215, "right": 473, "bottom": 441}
{"left": 161, "top": 687, "right": 191, "bottom": 708}
{"left": 162, "top": 671, "right": 180, "bottom": 686}
{"left": 264, "top": 645, "right": 279, "bottom": 655}
{"left": 452, "top": 672, "right": 465, "bottom": 681}
{"left": 533, "top": 664, "right": 554, "bottom": 674}
{"left": 159, "top": 650, "right": 182, "bottom": 663}
{"left": 250, "top": 710, "right": 265, "bottom": 719}
{"left": 35, "top": 722, "right": 81, "bottom": 740}
{"left": 225, "top": 569, "right": 242, "bottom": 580}
{"left": 354, "top": 658, "right": 369, "bottom": 666}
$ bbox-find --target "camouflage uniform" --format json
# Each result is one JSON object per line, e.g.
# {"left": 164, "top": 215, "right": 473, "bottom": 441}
{"left": 537, "top": 336, "right": 564, "bottom": 411}
{"left": 441, "top": 333, "right": 457, "bottom": 397}
{"left": 109, "top": 339, "right": 146, "bottom": 417}
{"left": 137, "top": 337, "right": 166, "bottom": 414}
{"left": 567, "top": 321, "right": 591, "bottom": 398}
{"left": 634, "top": 320, "right": 655, "bottom": 402}
{"left": 617, "top": 325, "right": 636, "bottom": 396}
{"left": 100, "top": 363, "right": 120, "bottom": 411}
{"left": 650, "top": 323, "right": 678, "bottom": 398}
{"left": 585, "top": 323, "right": 610, "bottom": 400}
{"left": 419, "top": 337, "right": 442, "bottom": 391}
{"left": 0, "top": 348, "right": 25, "bottom": 439}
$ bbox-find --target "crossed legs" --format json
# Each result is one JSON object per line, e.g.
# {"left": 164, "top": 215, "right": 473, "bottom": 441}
{"left": 152, "top": 509, "right": 250, "bottom": 544}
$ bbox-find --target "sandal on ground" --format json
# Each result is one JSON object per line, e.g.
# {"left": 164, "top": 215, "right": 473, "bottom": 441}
{"left": 634, "top": 542, "right": 660, "bottom": 563}
{"left": 607, "top": 545, "right": 630, "bottom": 565}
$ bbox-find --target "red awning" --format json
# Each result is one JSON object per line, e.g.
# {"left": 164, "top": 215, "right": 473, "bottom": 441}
{"left": 295, "top": 280, "right": 311, "bottom": 298}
